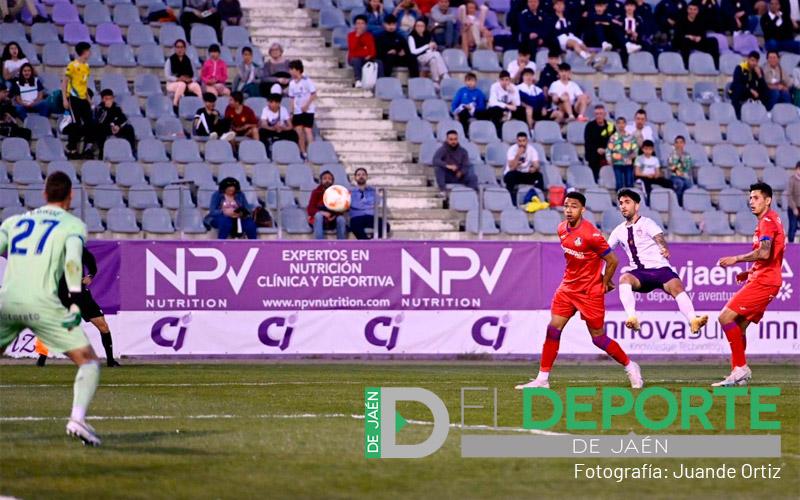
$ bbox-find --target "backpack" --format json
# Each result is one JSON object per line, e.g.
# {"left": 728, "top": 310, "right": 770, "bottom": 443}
{"left": 252, "top": 206, "right": 274, "bottom": 228}
{"left": 361, "top": 61, "right": 379, "bottom": 90}
{"left": 548, "top": 185, "right": 566, "bottom": 208}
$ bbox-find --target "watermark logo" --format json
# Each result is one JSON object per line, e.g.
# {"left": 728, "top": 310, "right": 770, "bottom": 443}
{"left": 146, "top": 248, "right": 259, "bottom": 296}
{"left": 400, "top": 247, "right": 512, "bottom": 295}
{"left": 776, "top": 281, "right": 792, "bottom": 301}
{"left": 151, "top": 313, "right": 191, "bottom": 351}
{"left": 471, "top": 314, "right": 510, "bottom": 350}
{"left": 257, "top": 314, "right": 297, "bottom": 350}
{"left": 365, "top": 314, "right": 403, "bottom": 351}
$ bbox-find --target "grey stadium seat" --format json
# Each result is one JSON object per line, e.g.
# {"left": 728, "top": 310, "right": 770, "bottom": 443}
{"left": 711, "top": 144, "right": 741, "bottom": 168}
{"left": 321, "top": 163, "right": 348, "bottom": 184}
{"left": 469, "top": 120, "right": 500, "bottom": 144}
{"left": 0, "top": 186, "right": 21, "bottom": 208}
{"left": 34, "top": 137, "right": 66, "bottom": 162}
{"left": 308, "top": 141, "right": 339, "bottom": 165}
{"left": 175, "top": 208, "right": 208, "bottom": 233}
{"left": 566, "top": 121, "right": 585, "bottom": 145}
{"left": 465, "top": 209, "right": 499, "bottom": 234}
{"left": 116, "top": 162, "right": 147, "bottom": 187}
{"left": 742, "top": 144, "right": 773, "bottom": 169}
{"left": 771, "top": 103, "right": 800, "bottom": 126}
{"left": 658, "top": 52, "right": 688, "bottom": 75}
{"left": 119, "top": 94, "right": 143, "bottom": 117}
{"left": 281, "top": 207, "right": 312, "bottom": 234}
{"left": 689, "top": 53, "right": 717, "bottom": 76}
{"left": 629, "top": 52, "right": 658, "bottom": 74}
{"left": 683, "top": 187, "right": 712, "bottom": 212}
{"left": 500, "top": 208, "right": 533, "bottom": 235}
{"left": 585, "top": 188, "right": 613, "bottom": 212}
{"left": 190, "top": 25, "right": 219, "bottom": 48}
{"left": 613, "top": 100, "right": 639, "bottom": 122}
{"left": 162, "top": 185, "right": 196, "bottom": 209}
{"left": 669, "top": 209, "right": 700, "bottom": 235}
{"left": 179, "top": 96, "right": 203, "bottom": 120}
{"left": 252, "top": 163, "right": 283, "bottom": 188}
{"left": 272, "top": 141, "right": 303, "bottom": 164}
{"left": 375, "top": 77, "right": 404, "bottom": 100}
{"left": 81, "top": 161, "right": 114, "bottom": 185}
{"left": 149, "top": 162, "right": 180, "bottom": 187}
{"left": 601, "top": 208, "right": 624, "bottom": 230}
{"left": 107, "top": 44, "right": 137, "bottom": 68}
{"left": 727, "top": 120, "right": 755, "bottom": 146}
{"left": 629, "top": 81, "right": 658, "bottom": 104}
{"left": 43, "top": 42, "right": 70, "bottom": 67}
{"left": 776, "top": 145, "right": 800, "bottom": 168}
{"left": 103, "top": 138, "right": 135, "bottom": 162}
{"left": 598, "top": 80, "right": 625, "bottom": 103}
{"left": 567, "top": 165, "right": 596, "bottom": 188}
{"left": 644, "top": 101, "right": 673, "bottom": 125}
{"left": 662, "top": 81, "right": 690, "bottom": 104}
{"left": 107, "top": 207, "right": 140, "bottom": 233}
{"left": 155, "top": 117, "right": 185, "bottom": 141}
{"left": 542, "top": 164, "right": 564, "bottom": 187}
{"left": 23, "top": 184, "right": 46, "bottom": 208}
{"left": 533, "top": 209, "right": 560, "bottom": 234}
{"left": 128, "top": 184, "right": 161, "bottom": 209}
{"left": 223, "top": 26, "right": 251, "bottom": 48}
{"left": 696, "top": 166, "right": 727, "bottom": 190}
{"left": 419, "top": 141, "right": 439, "bottom": 165}
{"left": 2, "top": 138, "right": 32, "bottom": 161}
{"left": 677, "top": 101, "right": 705, "bottom": 124}
{"left": 709, "top": 102, "right": 736, "bottom": 125}
{"left": 100, "top": 74, "right": 131, "bottom": 97}
{"left": 285, "top": 163, "right": 316, "bottom": 189}
{"left": 436, "top": 120, "right": 465, "bottom": 141}
{"left": 534, "top": 121, "right": 563, "bottom": 144}
{"left": 440, "top": 77, "right": 462, "bottom": 100}
{"left": 389, "top": 98, "right": 418, "bottom": 122}
{"left": 475, "top": 163, "right": 497, "bottom": 185}
{"left": 172, "top": 140, "right": 203, "bottom": 163}
{"left": 204, "top": 140, "right": 236, "bottom": 163}
{"left": 422, "top": 99, "right": 451, "bottom": 123}
{"left": 758, "top": 122, "right": 787, "bottom": 146}
{"left": 551, "top": 142, "right": 579, "bottom": 167}
{"left": 146, "top": 94, "right": 174, "bottom": 119}
{"left": 12, "top": 161, "right": 43, "bottom": 184}
{"left": 138, "top": 138, "right": 170, "bottom": 162}
{"left": 405, "top": 119, "right": 436, "bottom": 144}
{"left": 443, "top": 49, "right": 470, "bottom": 72}
{"left": 218, "top": 163, "right": 247, "bottom": 184}
{"left": 734, "top": 209, "right": 758, "bottom": 235}
{"left": 127, "top": 23, "right": 156, "bottom": 46}
{"left": 729, "top": 166, "right": 759, "bottom": 191}
{"left": 408, "top": 78, "right": 438, "bottom": 101}
{"left": 502, "top": 120, "right": 529, "bottom": 143}
{"left": 136, "top": 44, "right": 166, "bottom": 68}
{"left": 694, "top": 120, "right": 723, "bottom": 145}
{"left": 134, "top": 73, "right": 163, "bottom": 97}
{"left": 449, "top": 187, "right": 479, "bottom": 212}
{"left": 702, "top": 210, "right": 734, "bottom": 236}
{"left": 741, "top": 101, "right": 768, "bottom": 125}
{"left": 717, "top": 187, "right": 748, "bottom": 213}
{"left": 762, "top": 166, "right": 788, "bottom": 190}
{"left": 483, "top": 186, "right": 513, "bottom": 211}
{"left": 239, "top": 140, "right": 269, "bottom": 163}
{"left": 93, "top": 185, "right": 125, "bottom": 209}
{"left": 46, "top": 161, "right": 78, "bottom": 183}
{"left": 471, "top": 50, "right": 501, "bottom": 71}
{"left": 184, "top": 163, "right": 215, "bottom": 186}
{"left": 485, "top": 142, "right": 508, "bottom": 167}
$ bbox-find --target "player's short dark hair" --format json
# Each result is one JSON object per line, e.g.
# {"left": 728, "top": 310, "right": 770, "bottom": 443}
{"left": 617, "top": 188, "right": 641, "bottom": 204}
{"left": 499, "top": 70, "right": 510, "bottom": 79}
{"left": 45, "top": 171, "right": 72, "bottom": 203}
{"left": 209, "top": 43, "right": 220, "bottom": 53}
{"left": 354, "top": 14, "right": 367, "bottom": 23}
{"left": 289, "top": 59, "right": 304, "bottom": 72}
{"left": 641, "top": 139, "right": 655, "bottom": 149}
{"left": 75, "top": 42, "right": 91, "bottom": 56}
{"left": 242, "top": 46, "right": 253, "bottom": 55}
{"left": 749, "top": 182, "right": 773, "bottom": 198}
{"left": 558, "top": 62, "right": 571, "bottom": 71}
{"left": 521, "top": 68, "right": 535, "bottom": 77}
{"left": 516, "top": 131, "right": 528, "bottom": 139}
{"left": 100, "top": 88, "right": 114, "bottom": 97}
{"left": 565, "top": 191, "right": 586, "bottom": 206}
{"left": 203, "top": 92, "right": 217, "bottom": 103}
{"left": 231, "top": 91, "right": 245, "bottom": 104}
{"left": 267, "top": 93, "right": 282, "bottom": 102}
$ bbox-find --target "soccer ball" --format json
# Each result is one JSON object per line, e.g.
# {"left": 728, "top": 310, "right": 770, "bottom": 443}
{"left": 323, "top": 185, "right": 351, "bottom": 212}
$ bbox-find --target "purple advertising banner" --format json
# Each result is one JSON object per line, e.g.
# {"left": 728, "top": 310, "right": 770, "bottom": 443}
{"left": 119, "top": 241, "right": 541, "bottom": 311}
{"left": 86, "top": 241, "right": 121, "bottom": 314}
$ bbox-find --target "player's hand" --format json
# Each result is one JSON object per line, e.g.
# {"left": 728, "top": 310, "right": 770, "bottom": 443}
{"left": 660, "top": 247, "right": 670, "bottom": 259}
{"left": 735, "top": 271, "right": 749, "bottom": 284}
{"left": 718, "top": 256, "right": 738, "bottom": 267}
{"left": 61, "top": 305, "right": 82, "bottom": 330}
{"left": 82, "top": 276, "right": 93, "bottom": 286}
{"left": 604, "top": 281, "right": 616, "bottom": 294}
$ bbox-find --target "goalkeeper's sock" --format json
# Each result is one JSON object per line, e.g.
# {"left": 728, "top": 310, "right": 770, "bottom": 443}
{"left": 539, "top": 325, "right": 561, "bottom": 373}
{"left": 71, "top": 361, "right": 100, "bottom": 422}
{"left": 592, "top": 333, "right": 630, "bottom": 366}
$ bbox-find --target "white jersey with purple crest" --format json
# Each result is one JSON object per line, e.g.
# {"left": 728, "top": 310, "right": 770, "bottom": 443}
{"left": 608, "top": 216, "right": 672, "bottom": 273}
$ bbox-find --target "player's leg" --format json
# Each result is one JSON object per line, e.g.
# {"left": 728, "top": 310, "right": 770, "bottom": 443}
{"left": 88, "top": 315, "right": 120, "bottom": 367}
{"left": 515, "top": 314, "right": 570, "bottom": 389}
{"left": 712, "top": 307, "right": 751, "bottom": 387}
{"left": 618, "top": 272, "right": 642, "bottom": 331}
{"left": 663, "top": 277, "right": 708, "bottom": 333}
{"left": 34, "top": 338, "right": 49, "bottom": 367}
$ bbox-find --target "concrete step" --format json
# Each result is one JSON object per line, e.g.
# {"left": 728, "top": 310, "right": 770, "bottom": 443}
{"left": 388, "top": 219, "right": 461, "bottom": 232}
{"left": 246, "top": 17, "right": 313, "bottom": 29}
{"left": 250, "top": 27, "right": 325, "bottom": 38}
{"left": 386, "top": 196, "right": 443, "bottom": 210}
{"left": 282, "top": 48, "right": 341, "bottom": 59}
{"left": 240, "top": 0, "right": 299, "bottom": 7}
{"left": 317, "top": 97, "right": 382, "bottom": 108}
{"left": 251, "top": 35, "right": 326, "bottom": 49}
{"left": 329, "top": 140, "right": 410, "bottom": 154}
{"left": 244, "top": 9, "right": 308, "bottom": 19}
{"left": 366, "top": 173, "right": 426, "bottom": 186}
{"left": 389, "top": 230, "right": 465, "bottom": 239}
{"left": 388, "top": 208, "right": 458, "bottom": 220}
{"left": 314, "top": 88, "right": 374, "bottom": 99}
{"left": 316, "top": 107, "right": 383, "bottom": 120}
{"left": 343, "top": 163, "right": 424, "bottom": 175}
{"left": 316, "top": 119, "right": 394, "bottom": 131}
{"left": 320, "top": 129, "right": 398, "bottom": 141}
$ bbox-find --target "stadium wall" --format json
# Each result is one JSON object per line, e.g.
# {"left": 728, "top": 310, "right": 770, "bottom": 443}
{"left": 3, "top": 241, "right": 798, "bottom": 357}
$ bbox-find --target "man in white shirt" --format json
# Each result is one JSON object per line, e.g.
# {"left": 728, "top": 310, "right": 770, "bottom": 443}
{"left": 624, "top": 108, "right": 654, "bottom": 147}
{"left": 507, "top": 47, "right": 537, "bottom": 84}
{"left": 548, "top": 62, "right": 590, "bottom": 122}
{"left": 486, "top": 70, "right": 526, "bottom": 135}
{"left": 608, "top": 188, "right": 708, "bottom": 333}
{"left": 504, "top": 131, "right": 543, "bottom": 204}
{"left": 259, "top": 93, "right": 298, "bottom": 154}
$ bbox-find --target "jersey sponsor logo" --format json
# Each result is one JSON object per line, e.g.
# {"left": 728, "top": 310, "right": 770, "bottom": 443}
{"left": 561, "top": 245, "right": 586, "bottom": 259}
{"left": 574, "top": 237, "right": 583, "bottom": 246}
{"left": 257, "top": 314, "right": 296, "bottom": 351}
{"left": 365, "top": 314, "right": 402, "bottom": 351}
{"left": 146, "top": 248, "right": 259, "bottom": 296}
{"left": 401, "top": 247, "right": 511, "bottom": 296}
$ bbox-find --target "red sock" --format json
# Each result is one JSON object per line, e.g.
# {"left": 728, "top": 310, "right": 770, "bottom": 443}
{"left": 592, "top": 334, "right": 630, "bottom": 366}
{"left": 722, "top": 322, "right": 747, "bottom": 368}
{"left": 540, "top": 325, "right": 561, "bottom": 372}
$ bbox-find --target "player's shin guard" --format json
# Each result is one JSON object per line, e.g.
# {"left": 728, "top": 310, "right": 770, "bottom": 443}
{"left": 619, "top": 284, "right": 637, "bottom": 318}
{"left": 539, "top": 325, "right": 562, "bottom": 373}
{"left": 722, "top": 322, "right": 747, "bottom": 368}
{"left": 591, "top": 334, "right": 630, "bottom": 366}
{"left": 675, "top": 292, "right": 696, "bottom": 322}
{"left": 71, "top": 361, "right": 100, "bottom": 422}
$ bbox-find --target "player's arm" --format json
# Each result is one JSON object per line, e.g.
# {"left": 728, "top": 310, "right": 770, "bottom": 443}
{"left": 719, "top": 238, "right": 772, "bottom": 267}
{"left": 0, "top": 224, "right": 8, "bottom": 255}
{"left": 83, "top": 247, "right": 97, "bottom": 278}
{"left": 601, "top": 250, "right": 618, "bottom": 293}
{"left": 653, "top": 233, "right": 670, "bottom": 258}
{"left": 64, "top": 236, "right": 85, "bottom": 293}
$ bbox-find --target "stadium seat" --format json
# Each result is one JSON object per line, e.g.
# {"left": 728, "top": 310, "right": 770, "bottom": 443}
{"left": 172, "top": 140, "right": 203, "bottom": 163}
{"left": 408, "top": 78, "right": 438, "bottom": 101}
{"left": 103, "top": 138, "right": 135, "bottom": 162}
{"left": 128, "top": 184, "right": 161, "bottom": 209}
{"left": 440, "top": 78, "right": 462, "bottom": 100}
{"left": 375, "top": 77, "right": 404, "bottom": 100}
{"left": 598, "top": 80, "right": 625, "bottom": 103}
{"left": 469, "top": 121, "right": 500, "bottom": 144}
{"left": 23, "top": 116, "right": 53, "bottom": 139}
{"left": 475, "top": 163, "right": 497, "bottom": 185}
{"left": 223, "top": 26, "right": 251, "bottom": 48}
{"left": 711, "top": 144, "right": 741, "bottom": 169}
{"left": 113, "top": 4, "right": 141, "bottom": 26}
{"left": 239, "top": 141, "right": 269, "bottom": 163}
{"left": 116, "top": 162, "right": 147, "bottom": 187}
{"left": 435, "top": 120, "right": 465, "bottom": 141}
{"left": 734, "top": 209, "right": 758, "bottom": 235}
{"left": 465, "top": 209, "right": 499, "bottom": 234}
{"left": 126, "top": 23, "right": 156, "bottom": 46}
{"left": 12, "top": 161, "right": 43, "bottom": 184}
{"left": 280, "top": 207, "right": 313, "bottom": 234}
{"left": 533, "top": 209, "right": 560, "bottom": 234}
{"left": 669, "top": 209, "right": 700, "bottom": 235}
{"left": 97, "top": 23, "right": 125, "bottom": 46}
{"left": 63, "top": 23, "right": 92, "bottom": 45}
{"left": 709, "top": 102, "right": 737, "bottom": 125}
{"left": 162, "top": 184, "right": 196, "bottom": 209}
{"left": 319, "top": 7, "right": 347, "bottom": 29}
{"left": 272, "top": 141, "right": 303, "bottom": 164}
{"left": 136, "top": 44, "right": 166, "bottom": 68}
{"left": 179, "top": 96, "right": 203, "bottom": 120}
{"left": 550, "top": 142, "right": 579, "bottom": 167}
{"left": 46, "top": 161, "right": 78, "bottom": 183}
{"left": 565, "top": 121, "right": 585, "bottom": 145}
{"left": 740, "top": 101, "right": 768, "bottom": 125}
{"left": 82, "top": 161, "right": 114, "bottom": 186}
{"left": 204, "top": 140, "right": 236, "bottom": 164}
{"left": 702, "top": 211, "right": 734, "bottom": 236}
{"left": 662, "top": 81, "right": 690, "bottom": 104}
{"left": 771, "top": 103, "right": 800, "bottom": 126}
{"left": 53, "top": 2, "right": 80, "bottom": 24}
{"left": 628, "top": 52, "right": 658, "bottom": 75}
{"left": 483, "top": 186, "right": 513, "bottom": 211}
{"left": 683, "top": 187, "right": 712, "bottom": 212}
{"left": 146, "top": 94, "right": 174, "bottom": 119}
{"left": 471, "top": 50, "right": 501, "bottom": 72}
{"left": 650, "top": 187, "right": 679, "bottom": 212}
{"left": 689, "top": 53, "right": 718, "bottom": 76}
{"left": 566, "top": 165, "right": 596, "bottom": 189}
{"left": 23, "top": 184, "right": 46, "bottom": 208}
{"left": 389, "top": 98, "right": 418, "bottom": 123}
{"left": 485, "top": 142, "right": 509, "bottom": 167}
{"left": 93, "top": 184, "right": 125, "bottom": 209}
{"left": 644, "top": 101, "right": 673, "bottom": 125}
{"left": 107, "top": 207, "right": 140, "bottom": 233}
{"left": 449, "top": 187, "right": 479, "bottom": 212}
{"left": 726, "top": 121, "right": 755, "bottom": 146}
{"left": 696, "top": 165, "right": 727, "bottom": 190}
{"left": 31, "top": 23, "right": 60, "bottom": 45}
{"left": 776, "top": 145, "right": 800, "bottom": 168}
{"left": 421, "top": 99, "right": 451, "bottom": 123}
{"left": 585, "top": 188, "right": 613, "bottom": 213}
{"left": 443, "top": 49, "right": 470, "bottom": 72}
{"left": 34, "top": 137, "right": 67, "bottom": 162}
{"left": 742, "top": 144, "right": 773, "bottom": 169}
{"left": 419, "top": 141, "right": 439, "bottom": 165}
{"left": 694, "top": 121, "right": 723, "bottom": 145}
{"left": 533, "top": 121, "right": 563, "bottom": 144}
{"left": 758, "top": 122, "right": 787, "bottom": 146}
{"left": 677, "top": 102, "right": 705, "bottom": 125}
{"left": 500, "top": 208, "right": 533, "bottom": 235}
{"left": 285, "top": 163, "right": 316, "bottom": 189}
{"left": 175, "top": 208, "right": 208, "bottom": 233}
{"left": 405, "top": 119, "right": 436, "bottom": 144}
{"left": 629, "top": 81, "right": 658, "bottom": 104}
{"left": 252, "top": 163, "right": 283, "bottom": 188}
{"left": 501, "top": 120, "right": 529, "bottom": 143}
{"left": 3, "top": 138, "right": 32, "bottom": 161}
{"left": 184, "top": 163, "right": 215, "bottom": 186}
{"left": 613, "top": 100, "right": 638, "bottom": 122}
{"left": 0, "top": 186, "right": 21, "bottom": 208}
{"left": 542, "top": 164, "right": 564, "bottom": 187}
{"left": 244, "top": 97, "right": 267, "bottom": 118}
{"left": 100, "top": 74, "right": 131, "bottom": 98}
{"left": 601, "top": 208, "right": 624, "bottom": 230}
{"left": 658, "top": 52, "right": 688, "bottom": 75}
{"left": 149, "top": 162, "right": 180, "bottom": 187}
{"left": 154, "top": 117, "right": 185, "bottom": 141}
{"left": 598, "top": 165, "right": 616, "bottom": 190}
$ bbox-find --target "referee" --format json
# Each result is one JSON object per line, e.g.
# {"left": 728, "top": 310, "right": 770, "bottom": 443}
{"left": 35, "top": 247, "right": 120, "bottom": 367}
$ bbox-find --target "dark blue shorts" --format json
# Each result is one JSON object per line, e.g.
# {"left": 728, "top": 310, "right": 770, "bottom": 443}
{"left": 628, "top": 267, "right": 680, "bottom": 293}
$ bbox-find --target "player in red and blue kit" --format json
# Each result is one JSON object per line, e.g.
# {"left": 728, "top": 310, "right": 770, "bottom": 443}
{"left": 516, "top": 192, "right": 644, "bottom": 389}
{"left": 715, "top": 182, "right": 786, "bottom": 387}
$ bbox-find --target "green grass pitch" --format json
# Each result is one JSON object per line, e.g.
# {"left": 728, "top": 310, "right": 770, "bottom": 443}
{"left": 1, "top": 362, "right": 798, "bottom": 499}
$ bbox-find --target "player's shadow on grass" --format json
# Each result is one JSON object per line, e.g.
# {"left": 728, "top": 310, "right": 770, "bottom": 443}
{"left": 102, "top": 430, "right": 227, "bottom": 455}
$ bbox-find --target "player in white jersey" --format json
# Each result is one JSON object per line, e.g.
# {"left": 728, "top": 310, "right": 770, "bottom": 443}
{"left": 607, "top": 189, "right": 708, "bottom": 334}
{"left": 0, "top": 172, "right": 103, "bottom": 446}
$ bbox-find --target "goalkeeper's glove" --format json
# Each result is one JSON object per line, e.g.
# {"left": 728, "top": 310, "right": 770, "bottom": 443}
{"left": 61, "top": 304, "right": 82, "bottom": 329}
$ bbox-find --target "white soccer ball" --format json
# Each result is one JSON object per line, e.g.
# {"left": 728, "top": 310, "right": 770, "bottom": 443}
{"left": 323, "top": 185, "right": 351, "bottom": 212}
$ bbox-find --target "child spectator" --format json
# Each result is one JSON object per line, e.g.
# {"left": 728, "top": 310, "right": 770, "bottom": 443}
{"left": 549, "top": 0, "right": 598, "bottom": 67}
{"left": 260, "top": 43, "right": 290, "bottom": 97}
{"left": 429, "top": 0, "right": 458, "bottom": 48}
{"left": 216, "top": 0, "right": 242, "bottom": 26}
{"left": 459, "top": 0, "right": 494, "bottom": 55}
{"left": 94, "top": 89, "right": 136, "bottom": 159}
{"left": 234, "top": 47, "right": 260, "bottom": 97}
{"left": 62, "top": 42, "right": 96, "bottom": 159}
{"left": 622, "top": 0, "right": 651, "bottom": 55}
{"left": 377, "top": 15, "right": 414, "bottom": 78}
{"left": 1, "top": 42, "right": 28, "bottom": 82}
{"left": 507, "top": 47, "right": 537, "bottom": 84}
{"left": 537, "top": 49, "right": 561, "bottom": 94}
{"left": 518, "top": 68, "right": 557, "bottom": 128}
{"left": 10, "top": 63, "right": 50, "bottom": 120}
{"left": 288, "top": 59, "right": 317, "bottom": 160}
{"left": 451, "top": 72, "right": 487, "bottom": 135}
{"left": 0, "top": 86, "right": 31, "bottom": 141}
{"left": 667, "top": 135, "right": 693, "bottom": 205}
{"left": 365, "top": 0, "right": 386, "bottom": 35}
{"left": 201, "top": 44, "right": 231, "bottom": 97}
{"left": 409, "top": 19, "right": 450, "bottom": 85}
{"left": 224, "top": 91, "right": 259, "bottom": 140}
{"left": 348, "top": 15, "right": 382, "bottom": 86}
{"left": 586, "top": 0, "right": 624, "bottom": 53}
{"left": 165, "top": 39, "right": 203, "bottom": 111}
{"left": 487, "top": 70, "right": 525, "bottom": 136}
{"left": 548, "top": 62, "right": 590, "bottom": 122}
{"left": 606, "top": 116, "right": 638, "bottom": 190}
{"left": 634, "top": 139, "right": 672, "bottom": 202}
{"left": 193, "top": 92, "right": 235, "bottom": 141}
{"left": 504, "top": 131, "right": 543, "bottom": 205}
{"left": 259, "top": 93, "right": 297, "bottom": 155}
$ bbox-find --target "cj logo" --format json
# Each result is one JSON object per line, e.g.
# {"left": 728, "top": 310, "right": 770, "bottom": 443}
{"left": 258, "top": 314, "right": 296, "bottom": 350}
{"left": 151, "top": 314, "right": 191, "bottom": 351}
{"left": 471, "top": 314, "right": 509, "bottom": 350}
{"left": 365, "top": 314, "right": 403, "bottom": 351}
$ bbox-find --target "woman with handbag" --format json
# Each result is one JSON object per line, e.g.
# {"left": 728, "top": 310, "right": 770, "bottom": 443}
{"left": 205, "top": 177, "right": 258, "bottom": 239}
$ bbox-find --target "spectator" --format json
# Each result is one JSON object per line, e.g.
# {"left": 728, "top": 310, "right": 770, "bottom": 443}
{"left": 10, "top": 63, "right": 50, "bottom": 120}
{"left": 634, "top": 0, "right": 657, "bottom": 36}
{"left": 260, "top": 43, "right": 290, "bottom": 97}
{"left": 94, "top": 89, "right": 136, "bottom": 159}
{"left": 1, "top": 42, "right": 28, "bottom": 82}
{"left": 349, "top": 168, "right": 387, "bottom": 239}
{"left": 224, "top": 91, "right": 259, "bottom": 140}
{"left": 674, "top": 2, "right": 720, "bottom": 70}
{"left": 584, "top": 104, "right": 615, "bottom": 181}
{"left": 259, "top": 93, "right": 297, "bottom": 154}
{"left": 729, "top": 51, "right": 768, "bottom": 119}
{"left": 622, "top": 0, "right": 652, "bottom": 55}
{"left": 288, "top": 59, "right": 317, "bottom": 160}
{"left": 585, "top": 0, "right": 624, "bottom": 53}
{"left": 451, "top": 72, "right": 487, "bottom": 134}
{"left": 408, "top": 19, "right": 450, "bottom": 85}
{"left": 793, "top": 62, "right": 800, "bottom": 106}
{"left": 537, "top": 49, "right": 561, "bottom": 93}
{"left": 606, "top": 116, "right": 638, "bottom": 190}
{"left": 761, "top": 0, "right": 800, "bottom": 53}
{"left": 377, "top": 15, "right": 414, "bottom": 77}
{"left": 165, "top": 40, "right": 203, "bottom": 110}
{"left": 518, "top": 0, "right": 548, "bottom": 53}
{"left": 459, "top": 0, "right": 494, "bottom": 55}
{"left": 348, "top": 15, "right": 382, "bottom": 87}
{"left": 394, "top": 0, "right": 422, "bottom": 37}
{"left": 62, "top": 42, "right": 95, "bottom": 159}
{"left": 308, "top": 170, "right": 348, "bottom": 240}
{"left": 507, "top": 47, "right": 537, "bottom": 84}
{"left": 764, "top": 50, "right": 793, "bottom": 109}
{"left": 201, "top": 44, "right": 231, "bottom": 97}
{"left": 655, "top": 0, "right": 688, "bottom": 35}
{"left": 417, "top": 0, "right": 437, "bottom": 15}
{"left": 216, "top": 0, "right": 242, "bottom": 26}
{"left": 365, "top": 0, "right": 386, "bottom": 35}
{"left": 634, "top": 139, "right": 672, "bottom": 202}
{"left": 548, "top": 62, "right": 590, "bottom": 122}
{"left": 0, "top": 86, "right": 31, "bottom": 140}
{"left": 667, "top": 134, "right": 694, "bottom": 205}
{"left": 180, "top": 0, "right": 222, "bottom": 44}
{"left": 696, "top": 0, "right": 722, "bottom": 31}
{"left": 193, "top": 92, "right": 235, "bottom": 141}
{"left": 207, "top": 177, "right": 257, "bottom": 240}
{"left": 486, "top": 70, "right": 525, "bottom": 136}
{"left": 787, "top": 162, "right": 800, "bottom": 242}
{"left": 233, "top": 47, "right": 260, "bottom": 97}
{"left": 1, "top": 0, "right": 47, "bottom": 23}
{"left": 518, "top": 68, "right": 558, "bottom": 128}
{"left": 504, "top": 131, "right": 544, "bottom": 205}
{"left": 429, "top": 0, "right": 458, "bottom": 48}
{"left": 433, "top": 130, "right": 479, "bottom": 195}
{"left": 722, "top": 0, "right": 756, "bottom": 34}
{"left": 625, "top": 109, "right": 654, "bottom": 148}
{"left": 550, "top": 0, "right": 598, "bottom": 67}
